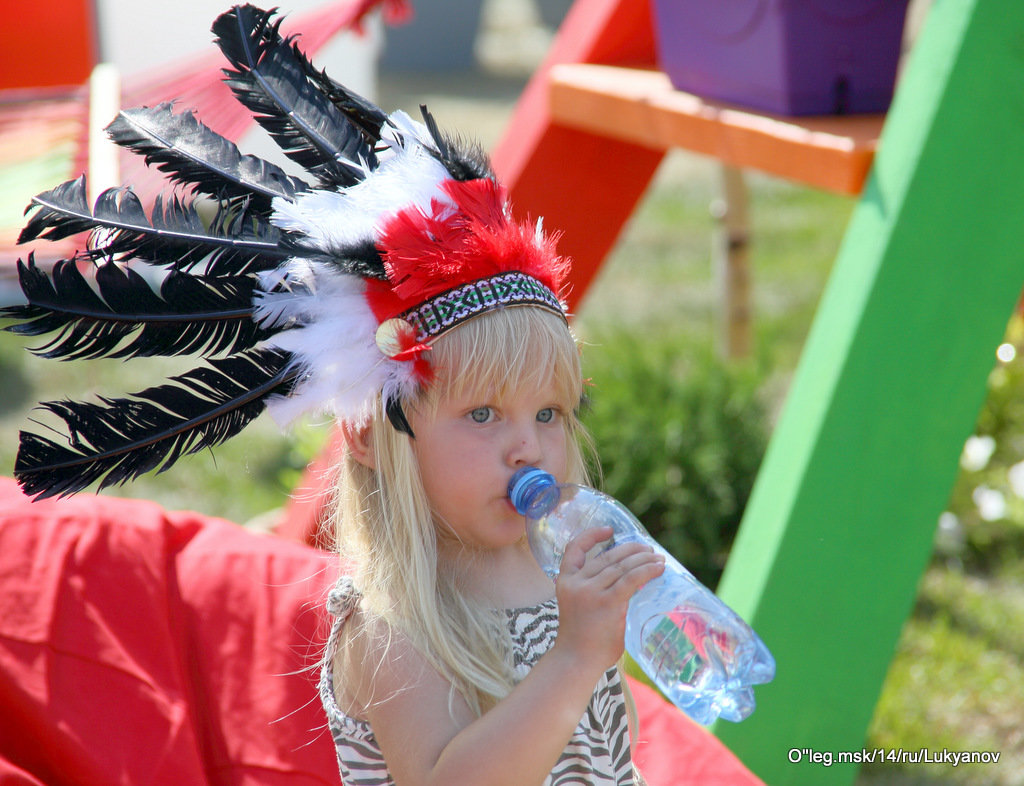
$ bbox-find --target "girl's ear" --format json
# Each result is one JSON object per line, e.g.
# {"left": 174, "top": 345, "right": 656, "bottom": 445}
{"left": 341, "top": 420, "right": 375, "bottom": 469}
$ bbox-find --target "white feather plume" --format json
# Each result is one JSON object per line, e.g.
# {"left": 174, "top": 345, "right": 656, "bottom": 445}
{"left": 253, "top": 260, "right": 418, "bottom": 427}
{"left": 270, "top": 111, "right": 453, "bottom": 256}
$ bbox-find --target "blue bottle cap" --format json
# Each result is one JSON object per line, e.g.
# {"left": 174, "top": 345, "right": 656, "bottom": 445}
{"left": 508, "top": 466, "right": 555, "bottom": 514}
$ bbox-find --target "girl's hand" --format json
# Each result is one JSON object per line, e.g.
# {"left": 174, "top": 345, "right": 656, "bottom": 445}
{"left": 553, "top": 526, "right": 665, "bottom": 674}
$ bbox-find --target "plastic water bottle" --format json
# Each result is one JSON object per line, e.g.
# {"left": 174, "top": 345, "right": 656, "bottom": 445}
{"left": 508, "top": 467, "right": 776, "bottom": 725}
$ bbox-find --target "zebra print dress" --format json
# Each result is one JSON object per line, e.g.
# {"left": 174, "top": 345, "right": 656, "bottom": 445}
{"left": 320, "top": 578, "right": 642, "bottom": 785}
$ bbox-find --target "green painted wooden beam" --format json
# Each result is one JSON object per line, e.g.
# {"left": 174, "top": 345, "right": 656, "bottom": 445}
{"left": 711, "top": 1, "right": 1024, "bottom": 783}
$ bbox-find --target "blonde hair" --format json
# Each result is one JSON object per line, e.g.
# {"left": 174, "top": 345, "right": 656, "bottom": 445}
{"left": 334, "top": 305, "right": 591, "bottom": 716}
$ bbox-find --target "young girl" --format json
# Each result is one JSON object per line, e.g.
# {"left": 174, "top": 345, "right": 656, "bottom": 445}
{"left": 4, "top": 5, "right": 663, "bottom": 783}
{"left": 323, "top": 307, "right": 665, "bottom": 785}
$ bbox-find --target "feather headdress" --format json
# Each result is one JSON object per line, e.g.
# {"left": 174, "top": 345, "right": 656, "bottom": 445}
{"left": 2, "top": 4, "right": 569, "bottom": 500}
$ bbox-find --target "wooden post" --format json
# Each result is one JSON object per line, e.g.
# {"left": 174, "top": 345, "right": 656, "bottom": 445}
{"left": 88, "top": 63, "right": 121, "bottom": 205}
{"left": 712, "top": 1, "right": 1024, "bottom": 782}
{"left": 712, "top": 165, "right": 752, "bottom": 359}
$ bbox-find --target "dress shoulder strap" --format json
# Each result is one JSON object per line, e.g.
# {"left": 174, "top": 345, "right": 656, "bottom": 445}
{"left": 324, "top": 576, "right": 362, "bottom": 666}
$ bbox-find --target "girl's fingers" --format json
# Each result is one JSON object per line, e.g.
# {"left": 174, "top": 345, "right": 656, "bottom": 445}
{"left": 560, "top": 526, "right": 614, "bottom": 572}
{"left": 562, "top": 529, "right": 665, "bottom": 590}
{"left": 580, "top": 540, "right": 655, "bottom": 577}
{"left": 594, "top": 548, "right": 665, "bottom": 592}
{"left": 554, "top": 535, "right": 667, "bottom": 667}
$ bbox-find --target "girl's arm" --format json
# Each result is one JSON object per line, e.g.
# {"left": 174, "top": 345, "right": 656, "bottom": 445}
{"left": 352, "top": 527, "right": 665, "bottom": 786}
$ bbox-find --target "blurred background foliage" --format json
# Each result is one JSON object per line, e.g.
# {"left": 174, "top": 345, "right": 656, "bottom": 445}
{"left": 581, "top": 332, "right": 768, "bottom": 590}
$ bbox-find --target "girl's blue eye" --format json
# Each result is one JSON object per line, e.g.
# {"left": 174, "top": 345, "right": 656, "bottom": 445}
{"left": 537, "top": 408, "right": 555, "bottom": 424}
{"left": 470, "top": 407, "right": 492, "bottom": 423}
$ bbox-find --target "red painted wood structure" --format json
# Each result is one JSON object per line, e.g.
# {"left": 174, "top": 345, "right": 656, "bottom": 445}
{"left": 490, "top": 0, "right": 663, "bottom": 312}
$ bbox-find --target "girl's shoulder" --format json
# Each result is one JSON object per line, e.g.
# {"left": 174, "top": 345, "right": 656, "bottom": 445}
{"left": 329, "top": 579, "right": 445, "bottom": 721}
{"left": 329, "top": 587, "right": 478, "bottom": 777}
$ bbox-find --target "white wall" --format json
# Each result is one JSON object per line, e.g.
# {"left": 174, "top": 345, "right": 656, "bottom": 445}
{"left": 91, "top": 0, "right": 381, "bottom": 175}
{"left": 94, "top": 0, "right": 381, "bottom": 99}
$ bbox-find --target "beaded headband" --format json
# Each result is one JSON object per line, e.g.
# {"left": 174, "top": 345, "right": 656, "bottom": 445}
{"left": 389, "top": 272, "right": 565, "bottom": 346}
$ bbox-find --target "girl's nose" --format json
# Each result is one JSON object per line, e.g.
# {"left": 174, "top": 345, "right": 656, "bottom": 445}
{"left": 506, "top": 422, "right": 543, "bottom": 467}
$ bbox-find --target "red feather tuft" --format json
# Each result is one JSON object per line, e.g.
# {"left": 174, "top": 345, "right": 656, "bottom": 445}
{"left": 374, "top": 178, "right": 568, "bottom": 317}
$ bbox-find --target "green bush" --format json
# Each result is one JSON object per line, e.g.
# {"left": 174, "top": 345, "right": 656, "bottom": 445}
{"left": 581, "top": 330, "right": 770, "bottom": 589}
{"left": 940, "top": 315, "right": 1024, "bottom": 575}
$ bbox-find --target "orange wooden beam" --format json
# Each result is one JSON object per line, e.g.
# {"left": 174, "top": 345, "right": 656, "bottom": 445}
{"left": 549, "top": 65, "right": 883, "bottom": 196}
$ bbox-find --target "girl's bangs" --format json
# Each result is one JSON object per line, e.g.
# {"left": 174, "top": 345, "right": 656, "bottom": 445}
{"left": 423, "top": 307, "right": 582, "bottom": 409}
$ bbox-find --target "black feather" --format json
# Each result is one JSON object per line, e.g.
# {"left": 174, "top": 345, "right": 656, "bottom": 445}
{"left": 281, "top": 237, "right": 387, "bottom": 280}
{"left": 297, "top": 56, "right": 387, "bottom": 145}
{"left": 419, "top": 105, "right": 493, "bottom": 182}
{"left": 1, "top": 255, "right": 269, "bottom": 360}
{"left": 336, "top": 238, "right": 389, "bottom": 279}
{"left": 106, "top": 103, "right": 310, "bottom": 212}
{"left": 14, "top": 348, "right": 298, "bottom": 500}
{"left": 385, "top": 396, "right": 415, "bottom": 438}
{"left": 18, "top": 176, "right": 288, "bottom": 275}
{"left": 213, "top": 5, "right": 376, "bottom": 188}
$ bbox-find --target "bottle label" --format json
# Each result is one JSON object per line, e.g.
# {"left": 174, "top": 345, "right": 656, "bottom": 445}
{"left": 642, "top": 609, "right": 707, "bottom": 685}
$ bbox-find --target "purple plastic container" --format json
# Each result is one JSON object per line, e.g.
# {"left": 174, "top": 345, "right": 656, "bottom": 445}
{"left": 650, "top": 0, "right": 911, "bottom": 116}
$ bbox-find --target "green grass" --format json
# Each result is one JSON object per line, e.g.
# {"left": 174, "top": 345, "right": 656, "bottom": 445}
{"left": 575, "top": 156, "right": 854, "bottom": 406}
{"left": 864, "top": 565, "right": 1024, "bottom": 784}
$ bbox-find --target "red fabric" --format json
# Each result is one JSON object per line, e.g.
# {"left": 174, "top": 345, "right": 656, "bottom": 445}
{"left": 278, "top": 432, "right": 345, "bottom": 550}
{"left": 629, "top": 679, "right": 764, "bottom": 785}
{"left": 0, "top": 478, "right": 338, "bottom": 786}
{"left": 0, "top": 476, "right": 761, "bottom": 785}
